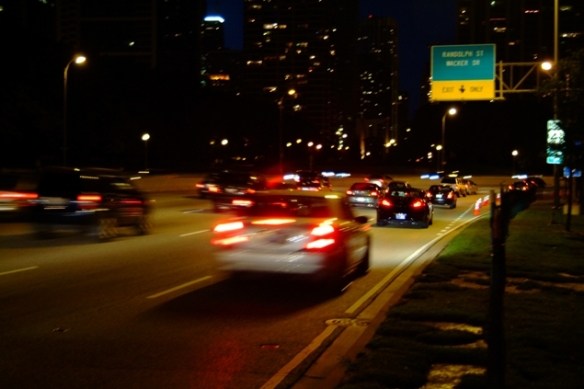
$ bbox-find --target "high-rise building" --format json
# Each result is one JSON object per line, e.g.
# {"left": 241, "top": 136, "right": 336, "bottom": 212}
{"left": 56, "top": 0, "right": 205, "bottom": 75}
{"left": 241, "top": 0, "right": 359, "bottom": 145}
{"left": 357, "top": 16, "right": 399, "bottom": 160}
{"left": 457, "top": 0, "right": 583, "bottom": 63}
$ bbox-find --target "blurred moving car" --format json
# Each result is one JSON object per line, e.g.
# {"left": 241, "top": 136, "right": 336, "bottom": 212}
{"left": 440, "top": 176, "right": 466, "bottom": 197}
{"left": 526, "top": 176, "right": 546, "bottom": 189}
{"left": 377, "top": 187, "right": 433, "bottom": 228}
{"left": 508, "top": 180, "right": 537, "bottom": 193}
{"left": 425, "top": 185, "right": 457, "bottom": 208}
{"left": 195, "top": 172, "right": 221, "bottom": 198}
{"left": 31, "top": 167, "right": 152, "bottom": 240}
{"left": 293, "top": 170, "right": 332, "bottom": 191}
{"left": 346, "top": 182, "right": 382, "bottom": 208}
{"left": 211, "top": 190, "right": 370, "bottom": 292}
{"left": 462, "top": 179, "right": 478, "bottom": 195}
{"left": 0, "top": 172, "right": 38, "bottom": 216}
{"left": 206, "top": 171, "right": 268, "bottom": 212}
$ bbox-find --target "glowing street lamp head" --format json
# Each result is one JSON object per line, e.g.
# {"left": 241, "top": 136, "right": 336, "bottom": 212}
{"left": 541, "top": 61, "right": 553, "bottom": 71}
{"left": 141, "top": 133, "right": 150, "bottom": 141}
{"left": 512, "top": 150, "right": 519, "bottom": 156}
{"left": 448, "top": 108, "right": 457, "bottom": 116}
{"left": 74, "top": 55, "right": 86, "bottom": 64}
{"left": 287, "top": 89, "right": 296, "bottom": 96}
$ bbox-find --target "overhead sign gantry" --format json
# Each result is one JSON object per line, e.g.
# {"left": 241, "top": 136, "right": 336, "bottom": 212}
{"left": 430, "top": 44, "right": 496, "bottom": 101}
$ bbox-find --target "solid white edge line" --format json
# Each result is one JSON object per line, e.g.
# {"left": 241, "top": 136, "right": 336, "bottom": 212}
{"left": 262, "top": 205, "right": 484, "bottom": 389}
{"left": 0, "top": 266, "right": 39, "bottom": 276}
{"left": 180, "top": 229, "right": 210, "bottom": 237}
{"left": 259, "top": 325, "right": 337, "bottom": 389}
{"left": 346, "top": 205, "right": 477, "bottom": 315}
{"left": 146, "top": 276, "right": 213, "bottom": 299}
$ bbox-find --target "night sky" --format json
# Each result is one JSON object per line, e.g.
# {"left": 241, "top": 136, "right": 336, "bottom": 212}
{"left": 208, "top": 0, "right": 457, "bottom": 116}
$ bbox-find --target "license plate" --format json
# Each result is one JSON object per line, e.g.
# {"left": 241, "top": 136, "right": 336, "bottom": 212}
{"left": 356, "top": 197, "right": 365, "bottom": 202}
{"left": 436, "top": 194, "right": 443, "bottom": 199}
{"left": 396, "top": 213, "right": 407, "bottom": 220}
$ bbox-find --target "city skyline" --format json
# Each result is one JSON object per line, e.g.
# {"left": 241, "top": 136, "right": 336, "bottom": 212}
{"left": 210, "top": 0, "right": 457, "bottom": 115}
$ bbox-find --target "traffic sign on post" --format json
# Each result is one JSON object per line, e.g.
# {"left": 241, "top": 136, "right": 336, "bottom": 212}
{"left": 431, "top": 44, "right": 496, "bottom": 101}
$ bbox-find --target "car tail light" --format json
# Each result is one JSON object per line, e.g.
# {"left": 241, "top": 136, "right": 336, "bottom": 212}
{"left": 211, "top": 235, "right": 250, "bottom": 246}
{"left": 252, "top": 219, "right": 296, "bottom": 225}
{"left": 411, "top": 200, "right": 424, "bottom": 208}
{"left": 447, "top": 192, "right": 454, "bottom": 199}
{"left": 370, "top": 191, "right": 378, "bottom": 197}
{"left": 305, "top": 223, "right": 336, "bottom": 250}
{"left": 379, "top": 199, "right": 392, "bottom": 207}
{"left": 77, "top": 194, "right": 102, "bottom": 202}
{"left": 425, "top": 192, "right": 433, "bottom": 199}
{"left": 346, "top": 190, "right": 354, "bottom": 195}
{"left": 0, "top": 192, "right": 38, "bottom": 200}
{"left": 208, "top": 186, "right": 221, "bottom": 193}
{"left": 196, "top": 183, "right": 205, "bottom": 188}
{"left": 213, "top": 221, "right": 245, "bottom": 233}
{"left": 120, "top": 199, "right": 142, "bottom": 205}
{"left": 246, "top": 188, "right": 256, "bottom": 194}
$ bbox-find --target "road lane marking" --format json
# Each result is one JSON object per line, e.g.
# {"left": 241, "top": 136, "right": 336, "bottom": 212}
{"left": 146, "top": 276, "right": 213, "bottom": 299}
{"left": 260, "top": 325, "right": 337, "bottom": 389}
{"left": 179, "top": 229, "right": 210, "bottom": 237}
{"left": 346, "top": 205, "right": 479, "bottom": 315}
{"left": 0, "top": 266, "right": 38, "bottom": 276}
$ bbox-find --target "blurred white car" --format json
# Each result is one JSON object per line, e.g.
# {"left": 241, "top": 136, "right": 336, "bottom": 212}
{"left": 211, "top": 190, "right": 371, "bottom": 292}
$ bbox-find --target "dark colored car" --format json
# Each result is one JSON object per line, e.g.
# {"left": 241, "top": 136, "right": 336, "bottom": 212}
{"left": 293, "top": 170, "right": 332, "bottom": 191}
{"left": 346, "top": 182, "right": 382, "bottom": 208}
{"left": 195, "top": 172, "right": 221, "bottom": 198}
{"left": 207, "top": 171, "right": 268, "bottom": 212}
{"left": 31, "top": 167, "right": 152, "bottom": 240}
{"left": 425, "top": 185, "right": 457, "bottom": 208}
{"left": 211, "top": 190, "right": 370, "bottom": 292}
{"left": 377, "top": 188, "right": 433, "bottom": 228}
{"left": 526, "top": 176, "right": 546, "bottom": 189}
{"left": 0, "top": 172, "right": 38, "bottom": 218}
{"left": 508, "top": 180, "right": 537, "bottom": 193}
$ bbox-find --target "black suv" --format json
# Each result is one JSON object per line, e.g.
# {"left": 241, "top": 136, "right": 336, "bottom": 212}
{"left": 206, "top": 170, "right": 268, "bottom": 212}
{"left": 32, "top": 167, "right": 152, "bottom": 240}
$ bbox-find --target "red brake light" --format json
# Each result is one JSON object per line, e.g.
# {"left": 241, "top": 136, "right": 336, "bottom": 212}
{"left": 196, "top": 183, "right": 205, "bottom": 188}
{"left": 252, "top": 219, "right": 296, "bottom": 225}
{"left": 380, "top": 199, "right": 392, "bottom": 207}
{"left": 306, "top": 223, "right": 336, "bottom": 250}
{"left": 425, "top": 192, "right": 433, "bottom": 198}
{"left": 121, "top": 199, "right": 142, "bottom": 204}
{"left": 209, "top": 186, "right": 220, "bottom": 193}
{"left": 1, "top": 192, "right": 38, "bottom": 199}
{"left": 212, "top": 236, "right": 249, "bottom": 246}
{"left": 411, "top": 200, "right": 424, "bottom": 208}
{"left": 214, "top": 221, "right": 245, "bottom": 233}
{"left": 371, "top": 191, "right": 378, "bottom": 197}
{"left": 77, "top": 194, "right": 102, "bottom": 202}
{"left": 447, "top": 192, "right": 454, "bottom": 199}
{"left": 246, "top": 188, "right": 256, "bottom": 194}
{"left": 346, "top": 190, "right": 354, "bottom": 195}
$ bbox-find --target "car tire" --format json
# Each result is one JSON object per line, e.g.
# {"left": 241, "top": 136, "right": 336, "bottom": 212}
{"left": 135, "top": 216, "right": 152, "bottom": 235}
{"left": 421, "top": 215, "right": 430, "bottom": 229}
{"left": 450, "top": 202, "right": 456, "bottom": 209}
{"left": 95, "top": 217, "right": 118, "bottom": 241}
{"left": 429, "top": 212, "right": 434, "bottom": 226}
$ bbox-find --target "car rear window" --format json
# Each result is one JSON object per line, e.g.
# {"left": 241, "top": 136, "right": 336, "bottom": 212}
{"left": 351, "top": 183, "right": 378, "bottom": 191}
{"left": 245, "top": 195, "right": 345, "bottom": 218}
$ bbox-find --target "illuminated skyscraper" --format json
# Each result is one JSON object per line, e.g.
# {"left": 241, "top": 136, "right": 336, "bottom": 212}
{"left": 242, "top": 0, "right": 359, "bottom": 143}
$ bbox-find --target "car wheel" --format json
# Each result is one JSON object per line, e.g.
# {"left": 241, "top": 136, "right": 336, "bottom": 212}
{"left": 421, "top": 215, "right": 430, "bottom": 229}
{"left": 95, "top": 217, "right": 118, "bottom": 241}
{"left": 450, "top": 202, "right": 456, "bottom": 209}
{"left": 429, "top": 212, "right": 434, "bottom": 226}
{"left": 135, "top": 216, "right": 152, "bottom": 235}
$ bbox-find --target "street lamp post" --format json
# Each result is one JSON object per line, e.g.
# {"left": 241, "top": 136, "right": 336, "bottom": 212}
{"left": 436, "top": 145, "right": 443, "bottom": 171}
{"left": 141, "top": 133, "right": 150, "bottom": 170}
{"left": 441, "top": 107, "right": 457, "bottom": 169}
{"left": 278, "top": 89, "right": 296, "bottom": 174}
{"left": 63, "top": 55, "right": 86, "bottom": 166}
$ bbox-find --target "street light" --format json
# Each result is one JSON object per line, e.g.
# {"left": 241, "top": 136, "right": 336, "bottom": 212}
{"left": 512, "top": 150, "right": 519, "bottom": 176}
{"left": 278, "top": 88, "right": 297, "bottom": 174}
{"left": 141, "top": 133, "right": 150, "bottom": 170}
{"left": 441, "top": 107, "right": 457, "bottom": 169}
{"left": 63, "top": 55, "right": 86, "bottom": 166}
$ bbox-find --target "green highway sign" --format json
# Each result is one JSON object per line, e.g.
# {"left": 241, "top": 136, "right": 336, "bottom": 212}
{"left": 431, "top": 44, "right": 496, "bottom": 101}
{"left": 432, "top": 44, "right": 495, "bottom": 81}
